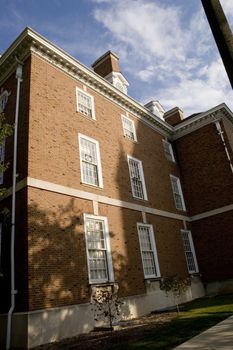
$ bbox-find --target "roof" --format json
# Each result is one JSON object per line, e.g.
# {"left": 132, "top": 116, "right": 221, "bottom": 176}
{"left": 1, "top": 27, "right": 233, "bottom": 140}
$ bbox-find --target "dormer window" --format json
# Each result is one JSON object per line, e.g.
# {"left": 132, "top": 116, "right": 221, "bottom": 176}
{"left": 104, "top": 72, "right": 129, "bottom": 94}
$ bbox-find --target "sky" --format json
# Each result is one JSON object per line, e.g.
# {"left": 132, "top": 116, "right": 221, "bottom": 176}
{"left": 0, "top": 0, "right": 233, "bottom": 117}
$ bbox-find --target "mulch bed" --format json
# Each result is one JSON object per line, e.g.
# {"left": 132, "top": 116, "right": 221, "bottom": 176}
{"left": 32, "top": 311, "right": 177, "bottom": 350}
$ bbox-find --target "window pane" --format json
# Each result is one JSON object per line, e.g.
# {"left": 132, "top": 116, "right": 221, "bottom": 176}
{"left": 138, "top": 225, "right": 158, "bottom": 277}
{"left": 80, "top": 137, "right": 99, "bottom": 186}
{"left": 163, "top": 141, "right": 174, "bottom": 162}
{"left": 78, "top": 91, "right": 93, "bottom": 118}
{"left": 171, "top": 176, "right": 185, "bottom": 210}
{"left": 122, "top": 116, "right": 136, "bottom": 141}
{"left": 86, "top": 218, "right": 108, "bottom": 281}
{"left": 128, "top": 158, "right": 144, "bottom": 199}
{"left": 181, "top": 231, "right": 197, "bottom": 273}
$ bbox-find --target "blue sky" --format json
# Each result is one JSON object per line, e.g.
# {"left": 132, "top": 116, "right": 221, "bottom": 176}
{"left": 0, "top": 0, "right": 233, "bottom": 116}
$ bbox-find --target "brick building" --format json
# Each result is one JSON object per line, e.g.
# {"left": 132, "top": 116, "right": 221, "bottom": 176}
{"left": 0, "top": 27, "right": 232, "bottom": 348}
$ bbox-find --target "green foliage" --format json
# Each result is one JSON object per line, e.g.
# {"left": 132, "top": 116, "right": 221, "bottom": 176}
{"left": 0, "top": 112, "right": 14, "bottom": 200}
{"left": 0, "top": 112, "right": 13, "bottom": 143}
{"left": 91, "top": 287, "right": 124, "bottom": 330}
{"left": 160, "top": 275, "right": 191, "bottom": 313}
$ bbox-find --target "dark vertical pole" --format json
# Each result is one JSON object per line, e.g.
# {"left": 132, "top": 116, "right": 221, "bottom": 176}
{"left": 201, "top": 0, "right": 233, "bottom": 89}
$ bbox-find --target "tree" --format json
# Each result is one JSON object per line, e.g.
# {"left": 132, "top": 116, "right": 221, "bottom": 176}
{"left": 160, "top": 275, "right": 191, "bottom": 314}
{"left": 91, "top": 286, "right": 123, "bottom": 330}
{"left": 0, "top": 112, "right": 14, "bottom": 199}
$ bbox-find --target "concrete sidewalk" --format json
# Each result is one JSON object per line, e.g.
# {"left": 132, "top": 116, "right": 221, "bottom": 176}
{"left": 173, "top": 316, "right": 233, "bottom": 349}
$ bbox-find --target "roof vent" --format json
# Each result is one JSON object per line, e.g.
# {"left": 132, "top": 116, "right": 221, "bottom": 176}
{"left": 144, "top": 100, "right": 165, "bottom": 120}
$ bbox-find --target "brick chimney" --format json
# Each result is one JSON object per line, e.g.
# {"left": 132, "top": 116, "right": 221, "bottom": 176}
{"left": 92, "top": 51, "right": 120, "bottom": 78}
{"left": 163, "top": 107, "right": 184, "bottom": 126}
{"left": 92, "top": 51, "right": 129, "bottom": 94}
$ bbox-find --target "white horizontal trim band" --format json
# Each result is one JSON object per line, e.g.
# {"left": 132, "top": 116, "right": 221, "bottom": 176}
{"left": 190, "top": 204, "right": 233, "bottom": 221}
{"left": 26, "top": 177, "right": 189, "bottom": 221}
{"left": 13, "top": 177, "right": 233, "bottom": 222}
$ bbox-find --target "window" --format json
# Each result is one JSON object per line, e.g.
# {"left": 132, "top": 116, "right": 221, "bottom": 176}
{"left": 0, "top": 140, "right": 5, "bottom": 185}
{"left": 181, "top": 230, "right": 198, "bottom": 273}
{"left": 170, "top": 175, "right": 186, "bottom": 211}
{"left": 76, "top": 88, "right": 95, "bottom": 119}
{"left": 137, "top": 223, "right": 160, "bottom": 278}
{"left": 84, "top": 214, "right": 114, "bottom": 283}
{"left": 78, "top": 134, "right": 103, "bottom": 187}
{"left": 0, "top": 91, "right": 9, "bottom": 113}
{"left": 128, "top": 156, "right": 147, "bottom": 200}
{"left": 122, "top": 115, "right": 137, "bottom": 141}
{"left": 163, "top": 140, "right": 175, "bottom": 162}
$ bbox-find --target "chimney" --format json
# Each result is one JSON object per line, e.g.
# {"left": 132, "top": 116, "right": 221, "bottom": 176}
{"left": 92, "top": 51, "right": 120, "bottom": 78}
{"left": 163, "top": 107, "right": 184, "bottom": 126}
{"left": 92, "top": 51, "right": 129, "bottom": 94}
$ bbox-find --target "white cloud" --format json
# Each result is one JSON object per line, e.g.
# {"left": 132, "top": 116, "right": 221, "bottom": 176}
{"left": 221, "top": 0, "right": 233, "bottom": 21}
{"left": 92, "top": 0, "right": 233, "bottom": 116}
{"left": 155, "top": 59, "right": 233, "bottom": 115}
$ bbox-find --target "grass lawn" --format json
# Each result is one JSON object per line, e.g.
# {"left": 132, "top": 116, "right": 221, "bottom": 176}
{"left": 107, "top": 293, "right": 233, "bottom": 350}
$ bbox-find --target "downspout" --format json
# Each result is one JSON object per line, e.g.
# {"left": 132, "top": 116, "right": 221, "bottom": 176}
{"left": 214, "top": 120, "right": 233, "bottom": 174}
{"left": 6, "top": 61, "right": 23, "bottom": 349}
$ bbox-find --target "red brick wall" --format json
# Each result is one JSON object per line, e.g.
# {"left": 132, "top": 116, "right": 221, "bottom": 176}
{"left": 27, "top": 186, "right": 189, "bottom": 310}
{"left": 191, "top": 210, "right": 233, "bottom": 282}
{"left": 28, "top": 54, "right": 184, "bottom": 215}
{"left": 175, "top": 122, "right": 233, "bottom": 216}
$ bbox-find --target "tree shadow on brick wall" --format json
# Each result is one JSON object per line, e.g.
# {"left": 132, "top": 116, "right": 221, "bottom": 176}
{"left": 27, "top": 197, "right": 89, "bottom": 310}
{"left": 109, "top": 143, "right": 147, "bottom": 319}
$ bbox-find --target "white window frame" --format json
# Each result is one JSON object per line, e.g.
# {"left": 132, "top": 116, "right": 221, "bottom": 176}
{"left": 163, "top": 139, "right": 175, "bottom": 162}
{"left": 76, "top": 87, "right": 96, "bottom": 120}
{"left": 0, "top": 90, "right": 9, "bottom": 113}
{"left": 121, "top": 115, "right": 137, "bottom": 142}
{"left": 127, "top": 155, "right": 148, "bottom": 200}
{"left": 137, "top": 223, "right": 160, "bottom": 279}
{"left": 78, "top": 134, "right": 103, "bottom": 188}
{"left": 0, "top": 139, "right": 5, "bottom": 185}
{"left": 84, "top": 214, "right": 114, "bottom": 284}
{"left": 170, "top": 175, "right": 186, "bottom": 211}
{"left": 181, "top": 230, "right": 199, "bottom": 274}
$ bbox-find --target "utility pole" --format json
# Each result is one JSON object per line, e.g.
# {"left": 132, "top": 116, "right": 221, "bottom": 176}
{"left": 201, "top": 0, "right": 233, "bottom": 89}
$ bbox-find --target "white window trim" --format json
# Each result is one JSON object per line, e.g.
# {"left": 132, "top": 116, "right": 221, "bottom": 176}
{"left": 121, "top": 115, "right": 137, "bottom": 142}
{"left": 0, "top": 90, "right": 9, "bottom": 113}
{"left": 0, "top": 139, "right": 5, "bottom": 185}
{"left": 78, "top": 133, "right": 103, "bottom": 188}
{"left": 84, "top": 214, "right": 114, "bottom": 284}
{"left": 76, "top": 87, "right": 96, "bottom": 120}
{"left": 181, "top": 229, "right": 199, "bottom": 274}
{"left": 137, "top": 223, "right": 161, "bottom": 279}
{"left": 170, "top": 175, "right": 186, "bottom": 211}
{"left": 163, "top": 139, "right": 175, "bottom": 162}
{"left": 127, "top": 155, "right": 148, "bottom": 200}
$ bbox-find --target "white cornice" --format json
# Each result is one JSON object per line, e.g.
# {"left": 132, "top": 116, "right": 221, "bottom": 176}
{"left": 0, "top": 27, "right": 172, "bottom": 137}
{"left": 1, "top": 27, "right": 233, "bottom": 140}
{"left": 172, "top": 103, "right": 233, "bottom": 140}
